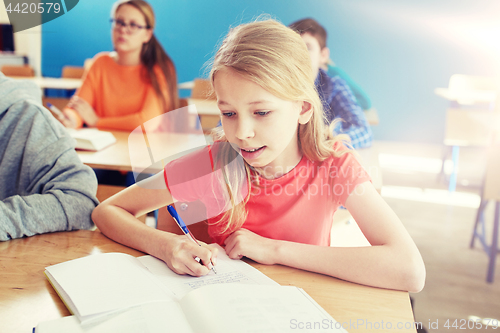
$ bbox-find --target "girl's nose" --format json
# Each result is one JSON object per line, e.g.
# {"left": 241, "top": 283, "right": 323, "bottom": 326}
{"left": 235, "top": 118, "right": 255, "bottom": 140}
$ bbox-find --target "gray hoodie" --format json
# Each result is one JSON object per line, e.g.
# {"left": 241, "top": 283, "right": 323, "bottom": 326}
{"left": 0, "top": 72, "right": 98, "bottom": 240}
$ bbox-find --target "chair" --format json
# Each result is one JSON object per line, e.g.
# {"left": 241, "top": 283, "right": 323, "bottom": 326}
{"left": 1, "top": 64, "right": 35, "bottom": 77}
{"left": 436, "top": 75, "right": 500, "bottom": 192}
{"left": 189, "top": 79, "right": 219, "bottom": 133}
{"left": 42, "top": 96, "right": 70, "bottom": 113}
{"left": 62, "top": 66, "right": 85, "bottom": 79}
{"left": 470, "top": 141, "right": 500, "bottom": 283}
{"left": 42, "top": 65, "right": 85, "bottom": 111}
{"left": 191, "top": 78, "right": 215, "bottom": 100}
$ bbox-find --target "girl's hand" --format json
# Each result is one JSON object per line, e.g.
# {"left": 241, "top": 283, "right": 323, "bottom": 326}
{"left": 162, "top": 234, "right": 218, "bottom": 277}
{"left": 224, "top": 228, "right": 278, "bottom": 265}
{"left": 59, "top": 109, "right": 78, "bottom": 128}
{"left": 67, "top": 96, "right": 99, "bottom": 127}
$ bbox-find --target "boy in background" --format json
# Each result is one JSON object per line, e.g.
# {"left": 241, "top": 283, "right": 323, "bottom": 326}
{"left": 289, "top": 18, "right": 373, "bottom": 149}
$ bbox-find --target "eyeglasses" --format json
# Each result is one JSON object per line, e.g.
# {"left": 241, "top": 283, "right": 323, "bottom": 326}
{"left": 110, "top": 18, "right": 150, "bottom": 34}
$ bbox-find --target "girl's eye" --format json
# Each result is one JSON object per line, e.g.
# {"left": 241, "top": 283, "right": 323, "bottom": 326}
{"left": 221, "top": 111, "right": 236, "bottom": 118}
{"left": 255, "top": 110, "right": 270, "bottom": 116}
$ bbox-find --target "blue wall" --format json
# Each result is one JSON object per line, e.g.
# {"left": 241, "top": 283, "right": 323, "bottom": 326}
{"left": 42, "top": 0, "right": 500, "bottom": 144}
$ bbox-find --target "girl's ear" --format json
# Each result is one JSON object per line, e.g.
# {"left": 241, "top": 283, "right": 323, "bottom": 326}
{"left": 320, "top": 47, "right": 330, "bottom": 67}
{"left": 298, "top": 101, "right": 313, "bottom": 125}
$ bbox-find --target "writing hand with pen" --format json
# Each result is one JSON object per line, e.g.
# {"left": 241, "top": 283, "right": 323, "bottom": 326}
{"left": 166, "top": 205, "right": 218, "bottom": 276}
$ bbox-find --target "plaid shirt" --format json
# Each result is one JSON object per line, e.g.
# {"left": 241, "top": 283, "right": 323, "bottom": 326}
{"left": 316, "top": 69, "right": 373, "bottom": 149}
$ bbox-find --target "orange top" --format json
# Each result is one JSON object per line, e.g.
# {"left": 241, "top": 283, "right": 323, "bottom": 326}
{"left": 66, "top": 53, "right": 172, "bottom": 131}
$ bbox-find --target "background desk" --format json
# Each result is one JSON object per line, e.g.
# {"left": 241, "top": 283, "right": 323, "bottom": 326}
{"left": 77, "top": 131, "right": 136, "bottom": 172}
{"left": 0, "top": 53, "right": 28, "bottom": 66}
{"left": 76, "top": 130, "right": 210, "bottom": 204}
{"left": 10, "top": 76, "right": 82, "bottom": 90}
{"left": 0, "top": 230, "right": 416, "bottom": 333}
{"left": 77, "top": 130, "right": 210, "bottom": 173}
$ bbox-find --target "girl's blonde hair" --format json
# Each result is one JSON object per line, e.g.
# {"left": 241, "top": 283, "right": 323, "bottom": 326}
{"left": 209, "top": 19, "right": 349, "bottom": 235}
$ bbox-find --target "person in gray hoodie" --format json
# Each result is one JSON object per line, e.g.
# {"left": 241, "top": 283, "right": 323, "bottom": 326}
{"left": 0, "top": 72, "right": 98, "bottom": 241}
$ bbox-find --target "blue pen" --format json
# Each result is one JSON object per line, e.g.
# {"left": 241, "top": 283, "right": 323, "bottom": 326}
{"left": 46, "top": 102, "right": 66, "bottom": 121}
{"left": 167, "top": 205, "right": 217, "bottom": 274}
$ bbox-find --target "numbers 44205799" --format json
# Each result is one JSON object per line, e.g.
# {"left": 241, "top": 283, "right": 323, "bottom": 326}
{"left": 5, "top": 2, "right": 61, "bottom": 14}
{"left": 444, "top": 318, "right": 499, "bottom": 330}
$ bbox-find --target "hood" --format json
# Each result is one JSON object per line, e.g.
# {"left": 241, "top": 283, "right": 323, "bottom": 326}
{"left": 0, "top": 72, "right": 42, "bottom": 117}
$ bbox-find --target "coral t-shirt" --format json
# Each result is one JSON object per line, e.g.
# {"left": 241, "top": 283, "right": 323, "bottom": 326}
{"left": 67, "top": 53, "right": 172, "bottom": 131}
{"left": 164, "top": 145, "right": 371, "bottom": 246}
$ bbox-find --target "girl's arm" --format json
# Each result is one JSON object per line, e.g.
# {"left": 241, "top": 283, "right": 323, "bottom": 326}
{"left": 91, "top": 172, "right": 217, "bottom": 276}
{"left": 62, "top": 56, "right": 97, "bottom": 129}
{"left": 224, "top": 181, "right": 425, "bottom": 292}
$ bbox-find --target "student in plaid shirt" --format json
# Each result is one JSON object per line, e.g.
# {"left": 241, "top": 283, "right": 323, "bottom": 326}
{"left": 289, "top": 18, "right": 373, "bottom": 149}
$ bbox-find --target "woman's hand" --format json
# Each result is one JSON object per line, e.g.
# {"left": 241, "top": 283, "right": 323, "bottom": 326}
{"left": 224, "top": 228, "right": 279, "bottom": 265}
{"left": 67, "top": 96, "right": 99, "bottom": 127}
{"left": 162, "top": 234, "right": 218, "bottom": 276}
{"left": 59, "top": 109, "right": 78, "bottom": 128}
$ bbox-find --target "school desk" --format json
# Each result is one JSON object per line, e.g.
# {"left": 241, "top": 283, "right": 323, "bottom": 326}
{"left": 185, "top": 98, "right": 220, "bottom": 131}
{"left": 0, "top": 230, "right": 417, "bottom": 333}
{"left": 178, "top": 80, "right": 195, "bottom": 90}
{"left": 76, "top": 130, "right": 210, "bottom": 173}
{"left": 10, "top": 76, "right": 82, "bottom": 90}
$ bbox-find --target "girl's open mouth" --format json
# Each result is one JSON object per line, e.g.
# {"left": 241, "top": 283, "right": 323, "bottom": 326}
{"left": 240, "top": 146, "right": 266, "bottom": 159}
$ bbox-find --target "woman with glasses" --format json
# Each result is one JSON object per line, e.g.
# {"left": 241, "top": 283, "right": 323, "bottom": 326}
{"left": 62, "top": 0, "right": 179, "bottom": 131}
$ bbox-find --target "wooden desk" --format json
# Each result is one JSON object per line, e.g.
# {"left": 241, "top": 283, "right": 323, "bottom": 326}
{"left": 178, "top": 81, "right": 195, "bottom": 90}
{"left": 434, "top": 87, "right": 497, "bottom": 105}
{"left": 0, "top": 230, "right": 416, "bottom": 333}
{"left": 76, "top": 131, "right": 135, "bottom": 172}
{"left": 11, "top": 76, "right": 82, "bottom": 90}
{"left": 0, "top": 53, "right": 28, "bottom": 66}
{"left": 77, "top": 130, "right": 210, "bottom": 173}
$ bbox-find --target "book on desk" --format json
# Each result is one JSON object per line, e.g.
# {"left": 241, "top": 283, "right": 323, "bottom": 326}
{"left": 37, "top": 245, "right": 347, "bottom": 332}
{"left": 67, "top": 129, "right": 116, "bottom": 151}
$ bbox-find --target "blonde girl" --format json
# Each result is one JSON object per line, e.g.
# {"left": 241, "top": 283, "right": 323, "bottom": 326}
{"left": 93, "top": 19, "right": 425, "bottom": 292}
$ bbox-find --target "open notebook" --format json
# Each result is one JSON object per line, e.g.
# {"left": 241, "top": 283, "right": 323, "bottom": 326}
{"left": 35, "top": 284, "right": 346, "bottom": 333}
{"left": 67, "top": 128, "right": 116, "bottom": 151}
{"left": 39, "top": 245, "right": 347, "bottom": 332}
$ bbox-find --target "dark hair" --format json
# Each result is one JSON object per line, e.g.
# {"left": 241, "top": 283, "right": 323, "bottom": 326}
{"left": 115, "top": 0, "right": 179, "bottom": 112}
{"left": 288, "top": 18, "right": 327, "bottom": 49}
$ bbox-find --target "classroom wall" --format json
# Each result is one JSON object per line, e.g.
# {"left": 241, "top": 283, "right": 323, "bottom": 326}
{"left": 39, "top": 0, "right": 500, "bottom": 144}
